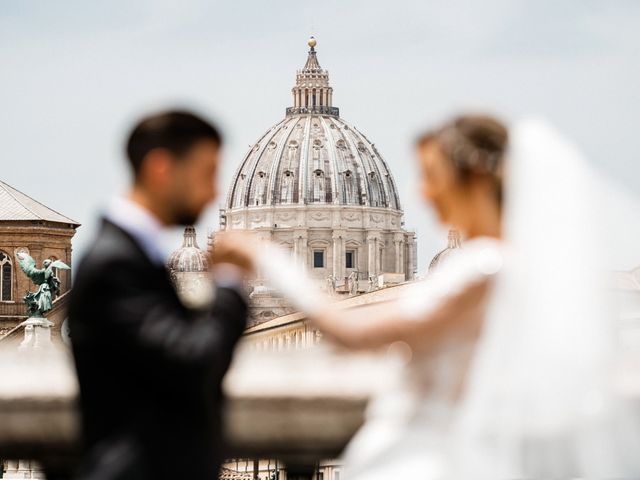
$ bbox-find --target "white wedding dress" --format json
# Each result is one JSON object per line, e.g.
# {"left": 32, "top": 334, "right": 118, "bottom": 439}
{"left": 259, "top": 119, "right": 640, "bottom": 479}
{"left": 341, "top": 237, "right": 503, "bottom": 480}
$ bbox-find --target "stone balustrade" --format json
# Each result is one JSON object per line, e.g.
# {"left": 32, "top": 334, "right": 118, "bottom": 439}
{"left": 0, "top": 342, "right": 394, "bottom": 479}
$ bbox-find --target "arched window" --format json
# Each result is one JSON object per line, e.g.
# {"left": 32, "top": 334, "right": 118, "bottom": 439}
{"left": 0, "top": 251, "right": 12, "bottom": 301}
{"left": 313, "top": 169, "right": 325, "bottom": 202}
{"left": 281, "top": 170, "right": 295, "bottom": 203}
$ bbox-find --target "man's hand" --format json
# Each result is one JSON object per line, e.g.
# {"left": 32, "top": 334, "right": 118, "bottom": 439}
{"left": 211, "top": 231, "right": 261, "bottom": 273}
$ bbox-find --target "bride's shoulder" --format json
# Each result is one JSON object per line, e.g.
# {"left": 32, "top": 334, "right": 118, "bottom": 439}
{"left": 397, "top": 238, "right": 504, "bottom": 320}
{"left": 411, "top": 237, "right": 504, "bottom": 292}
{"left": 434, "top": 237, "right": 505, "bottom": 280}
{"left": 457, "top": 237, "right": 504, "bottom": 275}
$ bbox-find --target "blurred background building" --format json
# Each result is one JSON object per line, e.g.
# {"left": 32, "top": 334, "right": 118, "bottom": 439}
{"left": 428, "top": 229, "right": 461, "bottom": 274}
{"left": 0, "top": 180, "right": 79, "bottom": 338}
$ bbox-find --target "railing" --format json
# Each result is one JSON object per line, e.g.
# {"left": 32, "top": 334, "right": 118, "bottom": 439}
{"left": 0, "top": 344, "right": 391, "bottom": 479}
{"left": 285, "top": 106, "right": 340, "bottom": 117}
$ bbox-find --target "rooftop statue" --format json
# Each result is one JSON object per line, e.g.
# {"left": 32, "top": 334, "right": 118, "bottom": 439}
{"left": 16, "top": 252, "right": 70, "bottom": 317}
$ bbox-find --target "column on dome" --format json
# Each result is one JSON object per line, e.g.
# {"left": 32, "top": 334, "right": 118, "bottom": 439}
{"left": 251, "top": 231, "right": 273, "bottom": 290}
{"left": 293, "top": 229, "right": 308, "bottom": 268}
{"left": 394, "top": 233, "right": 404, "bottom": 273}
{"left": 332, "top": 230, "right": 345, "bottom": 281}
{"left": 367, "top": 232, "right": 379, "bottom": 276}
{"left": 406, "top": 234, "right": 417, "bottom": 280}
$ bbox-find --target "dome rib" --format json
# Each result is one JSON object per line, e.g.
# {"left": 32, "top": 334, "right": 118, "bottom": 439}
{"left": 319, "top": 116, "right": 340, "bottom": 205}
{"left": 300, "top": 116, "right": 311, "bottom": 205}
{"left": 350, "top": 125, "right": 391, "bottom": 209}
{"left": 267, "top": 118, "right": 296, "bottom": 205}
{"left": 270, "top": 119, "right": 293, "bottom": 205}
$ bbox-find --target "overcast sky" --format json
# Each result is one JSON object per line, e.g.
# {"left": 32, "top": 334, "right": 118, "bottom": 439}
{"left": 2, "top": 0, "right": 640, "bottom": 271}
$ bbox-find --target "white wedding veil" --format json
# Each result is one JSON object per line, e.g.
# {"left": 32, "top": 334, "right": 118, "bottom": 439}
{"left": 451, "top": 119, "right": 640, "bottom": 478}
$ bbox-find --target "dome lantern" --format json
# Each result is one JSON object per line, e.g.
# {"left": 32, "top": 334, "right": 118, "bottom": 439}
{"left": 287, "top": 36, "right": 337, "bottom": 118}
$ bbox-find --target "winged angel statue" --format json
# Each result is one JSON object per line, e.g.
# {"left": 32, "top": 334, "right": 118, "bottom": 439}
{"left": 16, "top": 252, "right": 70, "bottom": 317}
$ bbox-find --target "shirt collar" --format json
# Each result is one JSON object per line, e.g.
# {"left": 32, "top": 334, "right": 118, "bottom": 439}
{"left": 104, "top": 196, "right": 168, "bottom": 266}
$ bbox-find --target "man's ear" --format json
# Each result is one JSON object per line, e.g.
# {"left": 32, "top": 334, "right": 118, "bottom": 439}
{"left": 139, "top": 148, "right": 173, "bottom": 190}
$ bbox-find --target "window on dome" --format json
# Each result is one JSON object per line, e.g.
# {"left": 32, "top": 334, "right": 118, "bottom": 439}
{"left": 313, "top": 250, "right": 325, "bottom": 268}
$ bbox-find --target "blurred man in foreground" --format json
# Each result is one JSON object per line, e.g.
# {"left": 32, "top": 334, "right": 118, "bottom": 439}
{"left": 68, "top": 111, "right": 254, "bottom": 479}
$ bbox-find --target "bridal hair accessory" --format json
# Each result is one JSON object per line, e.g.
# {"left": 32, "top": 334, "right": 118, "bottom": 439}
{"left": 439, "top": 125, "right": 503, "bottom": 176}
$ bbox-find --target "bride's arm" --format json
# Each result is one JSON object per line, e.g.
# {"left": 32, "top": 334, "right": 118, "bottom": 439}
{"left": 309, "top": 277, "right": 491, "bottom": 350}
{"left": 213, "top": 234, "right": 495, "bottom": 352}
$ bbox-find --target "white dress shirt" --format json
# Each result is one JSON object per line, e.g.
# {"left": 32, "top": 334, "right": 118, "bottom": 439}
{"left": 104, "top": 196, "right": 246, "bottom": 296}
{"left": 104, "top": 196, "right": 168, "bottom": 266}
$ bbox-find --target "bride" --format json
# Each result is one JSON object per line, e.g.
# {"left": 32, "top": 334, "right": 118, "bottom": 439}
{"left": 215, "top": 114, "right": 640, "bottom": 478}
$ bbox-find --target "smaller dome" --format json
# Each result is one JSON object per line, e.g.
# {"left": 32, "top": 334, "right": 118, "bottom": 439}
{"left": 428, "top": 229, "right": 462, "bottom": 273}
{"left": 168, "top": 226, "right": 208, "bottom": 273}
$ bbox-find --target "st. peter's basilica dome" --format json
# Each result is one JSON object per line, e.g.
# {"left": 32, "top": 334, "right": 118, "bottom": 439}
{"left": 218, "top": 37, "right": 416, "bottom": 325}
{"left": 226, "top": 38, "right": 400, "bottom": 211}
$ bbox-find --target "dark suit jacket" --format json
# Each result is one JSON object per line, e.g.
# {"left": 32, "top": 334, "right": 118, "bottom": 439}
{"left": 68, "top": 219, "right": 247, "bottom": 480}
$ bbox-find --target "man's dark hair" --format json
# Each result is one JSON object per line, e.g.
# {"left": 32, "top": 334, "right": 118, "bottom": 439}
{"left": 125, "top": 110, "right": 222, "bottom": 177}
